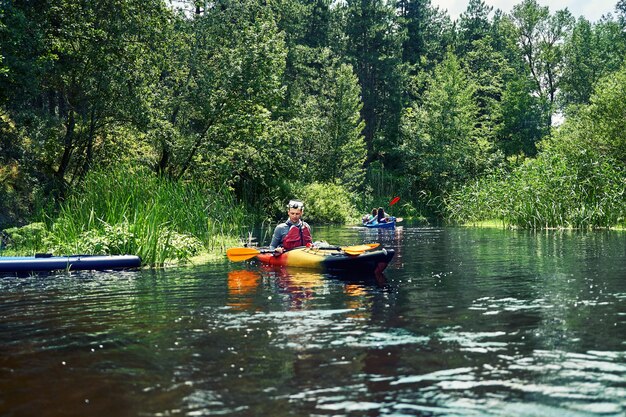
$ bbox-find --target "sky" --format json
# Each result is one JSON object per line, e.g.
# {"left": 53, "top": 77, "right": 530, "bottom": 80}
{"left": 431, "top": 0, "right": 619, "bottom": 22}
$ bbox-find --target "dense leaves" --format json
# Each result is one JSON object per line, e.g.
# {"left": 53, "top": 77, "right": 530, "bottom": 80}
{"left": 401, "top": 52, "right": 487, "bottom": 207}
{"left": 1, "top": 0, "right": 625, "bottom": 234}
{"left": 447, "top": 65, "right": 626, "bottom": 228}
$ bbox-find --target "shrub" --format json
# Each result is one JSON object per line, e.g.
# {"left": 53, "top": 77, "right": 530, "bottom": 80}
{"left": 2, "top": 222, "right": 47, "bottom": 252}
{"left": 297, "top": 182, "right": 359, "bottom": 224}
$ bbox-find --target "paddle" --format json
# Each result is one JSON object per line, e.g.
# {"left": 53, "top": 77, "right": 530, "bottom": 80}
{"left": 226, "top": 243, "right": 380, "bottom": 262}
{"left": 317, "top": 243, "right": 380, "bottom": 255}
{"left": 226, "top": 247, "right": 274, "bottom": 262}
{"left": 386, "top": 197, "right": 402, "bottom": 224}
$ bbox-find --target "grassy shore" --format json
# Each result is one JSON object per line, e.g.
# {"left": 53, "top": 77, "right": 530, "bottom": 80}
{"left": 2, "top": 168, "right": 249, "bottom": 267}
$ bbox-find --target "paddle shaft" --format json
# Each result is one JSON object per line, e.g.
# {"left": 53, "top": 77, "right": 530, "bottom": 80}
{"left": 226, "top": 243, "right": 379, "bottom": 262}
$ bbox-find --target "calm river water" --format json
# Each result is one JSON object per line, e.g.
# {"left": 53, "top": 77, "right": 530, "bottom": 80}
{"left": 1, "top": 225, "right": 625, "bottom": 417}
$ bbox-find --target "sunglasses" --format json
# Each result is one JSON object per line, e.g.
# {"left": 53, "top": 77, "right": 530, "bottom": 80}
{"left": 288, "top": 201, "right": 304, "bottom": 209}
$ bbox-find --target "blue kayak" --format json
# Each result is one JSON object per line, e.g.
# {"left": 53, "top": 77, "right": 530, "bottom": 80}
{"left": 0, "top": 254, "right": 142, "bottom": 273}
{"left": 363, "top": 217, "right": 396, "bottom": 229}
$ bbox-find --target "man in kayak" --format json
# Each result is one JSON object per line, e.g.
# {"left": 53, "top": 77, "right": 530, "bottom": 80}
{"left": 270, "top": 200, "right": 313, "bottom": 254}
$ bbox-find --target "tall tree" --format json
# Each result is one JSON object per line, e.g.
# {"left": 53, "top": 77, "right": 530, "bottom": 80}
{"left": 151, "top": 0, "right": 288, "bottom": 198}
{"left": 398, "top": 0, "right": 431, "bottom": 66}
{"left": 319, "top": 63, "right": 367, "bottom": 192}
{"left": 400, "top": 52, "right": 488, "bottom": 203}
{"left": 497, "top": 76, "right": 548, "bottom": 157}
{"left": 341, "top": 0, "right": 406, "bottom": 165}
{"left": 456, "top": 0, "right": 493, "bottom": 56}
{"left": 462, "top": 37, "right": 511, "bottom": 146}
{"left": 560, "top": 16, "right": 626, "bottom": 107}
{"left": 1, "top": 0, "right": 171, "bottom": 196}
{"left": 617, "top": 0, "right": 626, "bottom": 27}
{"left": 510, "top": 0, "right": 574, "bottom": 125}
{"left": 274, "top": 0, "right": 333, "bottom": 120}
{"left": 398, "top": 0, "right": 454, "bottom": 104}
{"left": 398, "top": 0, "right": 452, "bottom": 69}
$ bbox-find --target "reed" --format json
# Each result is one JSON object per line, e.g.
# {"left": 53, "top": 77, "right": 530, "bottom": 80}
{"left": 446, "top": 152, "right": 626, "bottom": 229}
{"left": 364, "top": 164, "right": 428, "bottom": 219}
{"left": 44, "top": 167, "right": 248, "bottom": 266}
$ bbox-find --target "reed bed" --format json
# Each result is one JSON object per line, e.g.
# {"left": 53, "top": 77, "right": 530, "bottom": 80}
{"left": 44, "top": 168, "right": 247, "bottom": 266}
{"left": 446, "top": 152, "right": 626, "bottom": 229}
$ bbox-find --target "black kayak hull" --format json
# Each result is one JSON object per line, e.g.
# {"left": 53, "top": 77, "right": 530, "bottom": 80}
{"left": 0, "top": 255, "right": 142, "bottom": 273}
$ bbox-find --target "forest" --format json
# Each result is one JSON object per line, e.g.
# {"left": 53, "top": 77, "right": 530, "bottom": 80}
{"left": 1, "top": 0, "right": 625, "bottom": 264}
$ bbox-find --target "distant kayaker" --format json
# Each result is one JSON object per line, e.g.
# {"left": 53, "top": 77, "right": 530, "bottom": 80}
{"left": 270, "top": 199, "right": 313, "bottom": 254}
{"left": 363, "top": 208, "right": 377, "bottom": 224}
{"left": 377, "top": 207, "right": 388, "bottom": 223}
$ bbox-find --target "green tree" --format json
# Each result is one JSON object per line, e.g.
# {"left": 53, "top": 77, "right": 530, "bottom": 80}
{"left": 151, "top": 1, "right": 288, "bottom": 200}
{"left": 0, "top": 1, "right": 52, "bottom": 107}
{"left": 319, "top": 63, "right": 367, "bottom": 192}
{"left": 1, "top": 0, "right": 169, "bottom": 198}
{"left": 341, "top": 0, "right": 406, "bottom": 165}
{"left": 462, "top": 37, "right": 511, "bottom": 147}
{"left": 560, "top": 16, "right": 626, "bottom": 107}
{"left": 446, "top": 63, "right": 626, "bottom": 229}
{"left": 398, "top": 0, "right": 453, "bottom": 73}
{"left": 617, "top": 0, "right": 626, "bottom": 26}
{"left": 511, "top": 0, "right": 574, "bottom": 125}
{"left": 561, "top": 63, "right": 626, "bottom": 164}
{"left": 497, "top": 76, "right": 549, "bottom": 157}
{"left": 303, "top": 0, "right": 332, "bottom": 48}
{"left": 400, "top": 52, "right": 488, "bottom": 205}
{"left": 456, "top": 0, "right": 493, "bottom": 56}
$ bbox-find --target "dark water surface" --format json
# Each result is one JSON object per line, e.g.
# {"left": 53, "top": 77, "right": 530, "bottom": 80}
{"left": 1, "top": 226, "right": 625, "bottom": 417}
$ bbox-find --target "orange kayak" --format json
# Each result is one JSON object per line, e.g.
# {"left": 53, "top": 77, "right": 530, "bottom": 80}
{"left": 255, "top": 246, "right": 395, "bottom": 274}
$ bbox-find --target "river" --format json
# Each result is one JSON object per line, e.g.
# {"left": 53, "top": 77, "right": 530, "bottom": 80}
{"left": 1, "top": 225, "right": 624, "bottom": 416}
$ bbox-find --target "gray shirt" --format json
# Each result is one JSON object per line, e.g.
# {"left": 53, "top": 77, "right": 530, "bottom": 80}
{"left": 269, "top": 220, "right": 310, "bottom": 250}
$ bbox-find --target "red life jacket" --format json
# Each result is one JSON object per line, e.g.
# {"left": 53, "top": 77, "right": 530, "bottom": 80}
{"left": 282, "top": 222, "right": 312, "bottom": 250}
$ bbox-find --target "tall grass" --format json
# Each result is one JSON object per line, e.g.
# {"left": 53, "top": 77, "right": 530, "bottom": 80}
{"left": 43, "top": 167, "right": 247, "bottom": 266}
{"left": 446, "top": 150, "right": 626, "bottom": 229}
{"left": 364, "top": 163, "right": 427, "bottom": 220}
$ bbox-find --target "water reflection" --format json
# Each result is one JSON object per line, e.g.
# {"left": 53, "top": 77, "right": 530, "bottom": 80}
{"left": 227, "top": 269, "right": 260, "bottom": 311}
{"left": 1, "top": 227, "right": 624, "bottom": 417}
{"left": 271, "top": 268, "right": 325, "bottom": 310}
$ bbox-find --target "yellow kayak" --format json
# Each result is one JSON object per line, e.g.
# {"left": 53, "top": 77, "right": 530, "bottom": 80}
{"left": 255, "top": 246, "right": 395, "bottom": 274}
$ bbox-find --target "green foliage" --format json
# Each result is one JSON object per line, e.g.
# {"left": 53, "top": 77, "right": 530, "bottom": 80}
{"left": 0, "top": 109, "right": 42, "bottom": 229}
{"left": 446, "top": 147, "right": 625, "bottom": 229}
{"left": 363, "top": 162, "right": 425, "bottom": 218}
{"left": 2, "top": 223, "right": 47, "bottom": 252}
{"left": 341, "top": 0, "right": 407, "bottom": 161}
{"left": 511, "top": 0, "right": 575, "bottom": 122}
{"left": 574, "top": 63, "right": 626, "bottom": 164}
{"left": 150, "top": 0, "right": 290, "bottom": 211}
{"left": 312, "top": 63, "right": 367, "bottom": 192}
{"left": 2, "top": 0, "right": 625, "bottom": 238}
{"left": 401, "top": 52, "right": 491, "bottom": 210}
{"left": 496, "top": 76, "right": 549, "bottom": 157}
{"left": 400, "top": 0, "right": 454, "bottom": 77}
{"left": 39, "top": 167, "right": 247, "bottom": 265}
{"left": 273, "top": 47, "right": 367, "bottom": 194}
{"left": 560, "top": 17, "right": 626, "bottom": 107}
{"left": 446, "top": 66, "right": 626, "bottom": 229}
{"left": 298, "top": 182, "right": 359, "bottom": 224}
{"left": 457, "top": 0, "right": 494, "bottom": 56}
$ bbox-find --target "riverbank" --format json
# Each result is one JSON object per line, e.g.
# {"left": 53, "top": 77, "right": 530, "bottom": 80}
{"left": 0, "top": 168, "right": 249, "bottom": 267}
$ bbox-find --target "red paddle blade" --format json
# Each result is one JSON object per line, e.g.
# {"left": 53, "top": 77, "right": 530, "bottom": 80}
{"left": 390, "top": 196, "right": 400, "bottom": 206}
